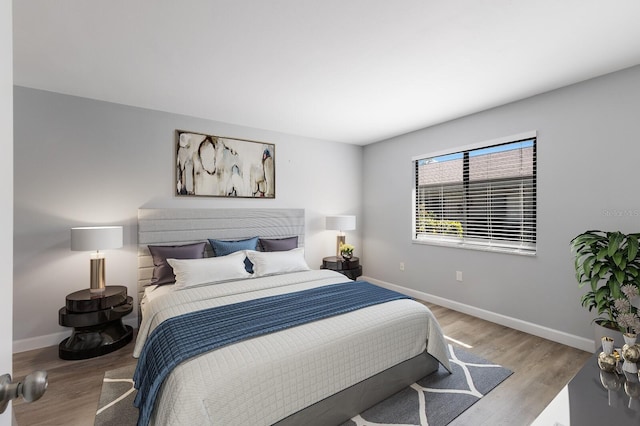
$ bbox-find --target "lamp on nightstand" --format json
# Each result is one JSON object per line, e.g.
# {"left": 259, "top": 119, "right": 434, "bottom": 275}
{"left": 326, "top": 215, "right": 356, "bottom": 257}
{"left": 71, "top": 226, "right": 123, "bottom": 294}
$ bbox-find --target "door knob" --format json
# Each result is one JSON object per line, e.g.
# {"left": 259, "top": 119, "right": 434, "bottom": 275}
{"left": 0, "top": 371, "right": 48, "bottom": 413}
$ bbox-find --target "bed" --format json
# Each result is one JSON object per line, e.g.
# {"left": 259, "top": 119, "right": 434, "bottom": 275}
{"left": 134, "top": 208, "right": 451, "bottom": 426}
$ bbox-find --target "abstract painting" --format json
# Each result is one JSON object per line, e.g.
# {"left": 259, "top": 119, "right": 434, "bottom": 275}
{"left": 176, "top": 130, "right": 275, "bottom": 198}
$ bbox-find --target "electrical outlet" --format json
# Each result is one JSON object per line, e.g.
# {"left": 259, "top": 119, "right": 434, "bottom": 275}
{"left": 456, "top": 271, "right": 463, "bottom": 281}
{"left": 400, "top": 262, "right": 405, "bottom": 271}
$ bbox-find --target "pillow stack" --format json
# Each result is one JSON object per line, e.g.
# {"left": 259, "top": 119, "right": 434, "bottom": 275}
{"left": 147, "top": 235, "right": 308, "bottom": 289}
{"left": 148, "top": 242, "right": 208, "bottom": 286}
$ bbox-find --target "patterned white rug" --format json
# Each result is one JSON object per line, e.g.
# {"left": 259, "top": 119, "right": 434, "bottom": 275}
{"left": 96, "top": 344, "right": 511, "bottom": 426}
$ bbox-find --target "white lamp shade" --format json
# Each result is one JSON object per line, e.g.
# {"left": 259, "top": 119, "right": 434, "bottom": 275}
{"left": 326, "top": 215, "right": 356, "bottom": 231}
{"left": 71, "top": 226, "right": 123, "bottom": 251}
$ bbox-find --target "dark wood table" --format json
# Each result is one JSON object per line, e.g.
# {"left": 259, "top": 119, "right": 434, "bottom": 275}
{"left": 58, "top": 285, "right": 133, "bottom": 360}
{"left": 321, "top": 256, "right": 363, "bottom": 280}
{"left": 532, "top": 350, "right": 640, "bottom": 424}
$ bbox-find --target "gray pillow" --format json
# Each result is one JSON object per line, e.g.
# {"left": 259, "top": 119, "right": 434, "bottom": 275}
{"left": 148, "top": 242, "right": 207, "bottom": 285}
{"left": 259, "top": 236, "right": 298, "bottom": 252}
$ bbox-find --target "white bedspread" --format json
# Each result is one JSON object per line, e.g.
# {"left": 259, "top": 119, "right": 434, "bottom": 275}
{"left": 134, "top": 269, "right": 450, "bottom": 426}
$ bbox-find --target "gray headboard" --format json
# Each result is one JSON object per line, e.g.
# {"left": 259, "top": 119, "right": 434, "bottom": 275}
{"left": 137, "top": 208, "right": 305, "bottom": 308}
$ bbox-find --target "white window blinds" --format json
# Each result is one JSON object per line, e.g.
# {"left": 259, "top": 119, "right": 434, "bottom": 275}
{"left": 413, "top": 135, "right": 536, "bottom": 254}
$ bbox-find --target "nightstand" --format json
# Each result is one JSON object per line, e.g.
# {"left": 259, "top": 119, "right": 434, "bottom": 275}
{"left": 58, "top": 285, "right": 133, "bottom": 360}
{"left": 321, "top": 256, "right": 363, "bottom": 280}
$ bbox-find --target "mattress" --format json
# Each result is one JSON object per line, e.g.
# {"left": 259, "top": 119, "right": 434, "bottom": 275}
{"left": 134, "top": 269, "right": 450, "bottom": 425}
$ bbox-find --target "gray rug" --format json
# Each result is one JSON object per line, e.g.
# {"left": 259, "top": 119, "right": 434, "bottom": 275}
{"left": 95, "top": 344, "right": 511, "bottom": 426}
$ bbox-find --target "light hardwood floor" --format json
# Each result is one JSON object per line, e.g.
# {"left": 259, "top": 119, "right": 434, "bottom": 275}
{"left": 13, "top": 303, "right": 591, "bottom": 426}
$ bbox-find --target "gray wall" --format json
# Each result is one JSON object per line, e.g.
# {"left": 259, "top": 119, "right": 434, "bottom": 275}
{"left": 13, "top": 87, "right": 362, "bottom": 348}
{"left": 362, "top": 65, "right": 640, "bottom": 346}
{"left": 15, "top": 65, "right": 640, "bottom": 350}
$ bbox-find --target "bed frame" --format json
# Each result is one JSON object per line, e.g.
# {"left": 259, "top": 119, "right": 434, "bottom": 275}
{"left": 136, "top": 207, "right": 438, "bottom": 425}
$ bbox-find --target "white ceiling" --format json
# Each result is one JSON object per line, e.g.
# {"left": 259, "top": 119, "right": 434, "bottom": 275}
{"left": 12, "top": 1, "right": 640, "bottom": 145}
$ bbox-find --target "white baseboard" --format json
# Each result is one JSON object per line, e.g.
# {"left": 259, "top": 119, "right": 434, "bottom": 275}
{"left": 13, "top": 316, "right": 139, "bottom": 354}
{"left": 362, "top": 276, "right": 594, "bottom": 352}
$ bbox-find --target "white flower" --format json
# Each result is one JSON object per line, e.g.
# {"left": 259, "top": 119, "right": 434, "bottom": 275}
{"left": 618, "top": 312, "right": 638, "bottom": 330}
{"left": 621, "top": 284, "right": 640, "bottom": 299}
{"left": 614, "top": 298, "right": 631, "bottom": 313}
{"left": 339, "top": 243, "right": 354, "bottom": 254}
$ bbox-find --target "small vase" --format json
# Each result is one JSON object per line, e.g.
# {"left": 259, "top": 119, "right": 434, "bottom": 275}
{"left": 594, "top": 322, "right": 625, "bottom": 350}
{"left": 597, "top": 336, "right": 618, "bottom": 372}
{"left": 341, "top": 253, "right": 352, "bottom": 260}
{"left": 621, "top": 333, "right": 640, "bottom": 374}
{"left": 598, "top": 352, "right": 618, "bottom": 373}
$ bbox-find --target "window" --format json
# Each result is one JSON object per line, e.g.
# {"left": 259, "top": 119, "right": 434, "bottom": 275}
{"left": 412, "top": 132, "right": 536, "bottom": 255}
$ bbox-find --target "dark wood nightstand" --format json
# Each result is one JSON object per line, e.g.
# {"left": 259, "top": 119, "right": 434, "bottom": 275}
{"left": 58, "top": 285, "right": 133, "bottom": 360}
{"left": 321, "top": 256, "right": 363, "bottom": 280}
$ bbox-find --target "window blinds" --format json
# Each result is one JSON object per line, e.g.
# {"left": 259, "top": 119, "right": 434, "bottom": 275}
{"left": 414, "top": 136, "right": 536, "bottom": 254}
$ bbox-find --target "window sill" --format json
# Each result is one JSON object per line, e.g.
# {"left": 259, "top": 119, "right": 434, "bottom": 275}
{"left": 412, "top": 238, "right": 536, "bottom": 257}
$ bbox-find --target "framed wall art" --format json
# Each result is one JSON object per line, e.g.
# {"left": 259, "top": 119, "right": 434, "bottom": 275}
{"left": 176, "top": 130, "right": 275, "bottom": 198}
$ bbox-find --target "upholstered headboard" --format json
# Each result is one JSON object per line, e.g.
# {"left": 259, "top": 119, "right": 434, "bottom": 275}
{"left": 137, "top": 208, "right": 305, "bottom": 309}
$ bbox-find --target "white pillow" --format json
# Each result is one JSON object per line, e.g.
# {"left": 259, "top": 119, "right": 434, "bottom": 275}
{"left": 246, "top": 247, "right": 310, "bottom": 277}
{"left": 167, "top": 251, "right": 251, "bottom": 289}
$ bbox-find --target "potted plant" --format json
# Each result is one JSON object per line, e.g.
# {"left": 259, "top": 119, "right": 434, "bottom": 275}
{"left": 571, "top": 230, "right": 640, "bottom": 348}
{"left": 339, "top": 243, "right": 355, "bottom": 260}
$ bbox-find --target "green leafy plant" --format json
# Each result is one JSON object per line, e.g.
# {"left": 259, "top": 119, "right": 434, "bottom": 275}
{"left": 416, "top": 206, "right": 463, "bottom": 237}
{"left": 571, "top": 230, "right": 640, "bottom": 331}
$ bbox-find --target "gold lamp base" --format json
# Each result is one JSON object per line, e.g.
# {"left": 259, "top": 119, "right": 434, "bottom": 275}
{"left": 89, "top": 254, "right": 106, "bottom": 294}
{"left": 336, "top": 234, "right": 345, "bottom": 257}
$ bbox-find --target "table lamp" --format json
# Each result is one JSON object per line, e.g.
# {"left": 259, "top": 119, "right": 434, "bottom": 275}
{"left": 71, "top": 226, "right": 123, "bottom": 294}
{"left": 326, "top": 215, "right": 356, "bottom": 257}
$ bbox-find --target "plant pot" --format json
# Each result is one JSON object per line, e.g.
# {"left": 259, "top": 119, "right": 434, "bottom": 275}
{"left": 594, "top": 322, "right": 625, "bottom": 350}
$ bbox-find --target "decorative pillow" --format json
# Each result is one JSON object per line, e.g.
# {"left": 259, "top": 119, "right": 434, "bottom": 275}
{"left": 208, "top": 237, "right": 259, "bottom": 273}
{"left": 246, "top": 247, "right": 310, "bottom": 277}
{"left": 258, "top": 236, "right": 298, "bottom": 252}
{"left": 208, "top": 237, "right": 259, "bottom": 256}
{"left": 166, "top": 251, "right": 251, "bottom": 289}
{"left": 148, "top": 242, "right": 207, "bottom": 286}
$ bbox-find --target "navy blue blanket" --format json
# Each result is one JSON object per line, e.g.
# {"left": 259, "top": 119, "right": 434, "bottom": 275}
{"left": 133, "top": 281, "right": 411, "bottom": 426}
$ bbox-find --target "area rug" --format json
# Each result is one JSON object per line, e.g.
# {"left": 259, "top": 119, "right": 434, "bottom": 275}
{"left": 95, "top": 344, "right": 511, "bottom": 426}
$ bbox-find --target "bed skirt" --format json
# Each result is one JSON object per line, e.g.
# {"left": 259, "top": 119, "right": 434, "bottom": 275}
{"left": 274, "top": 351, "right": 439, "bottom": 426}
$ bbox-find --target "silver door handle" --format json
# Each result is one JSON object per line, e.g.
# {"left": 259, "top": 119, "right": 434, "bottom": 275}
{"left": 0, "top": 371, "right": 48, "bottom": 413}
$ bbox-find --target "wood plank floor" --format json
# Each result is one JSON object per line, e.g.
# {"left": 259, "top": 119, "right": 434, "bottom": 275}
{"left": 13, "top": 303, "right": 591, "bottom": 426}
